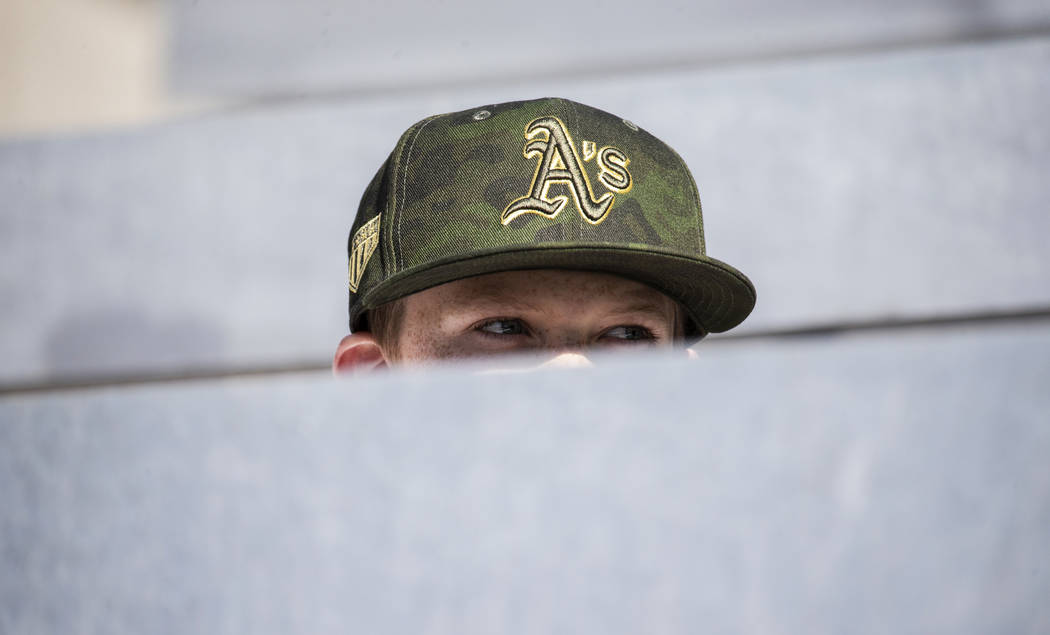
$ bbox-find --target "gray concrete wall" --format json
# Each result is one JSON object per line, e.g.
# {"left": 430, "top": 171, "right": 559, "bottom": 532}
{"left": 3, "top": 37, "right": 1049, "bottom": 386}
{"left": 3, "top": 322, "right": 1049, "bottom": 634}
{"left": 2, "top": 2, "right": 1049, "bottom": 631}
{"left": 169, "top": 0, "right": 1050, "bottom": 96}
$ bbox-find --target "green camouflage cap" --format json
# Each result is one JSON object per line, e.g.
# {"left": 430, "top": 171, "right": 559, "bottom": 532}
{"left": 347, "top": 97, "right": 755, "bottom": 339}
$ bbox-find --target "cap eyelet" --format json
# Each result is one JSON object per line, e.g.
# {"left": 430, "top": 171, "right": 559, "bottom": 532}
{"left": 622, "top": 119, "right": 639, "bottom": 131}
{"left": 472, "top": 110, "right": 491, "bottom": 121}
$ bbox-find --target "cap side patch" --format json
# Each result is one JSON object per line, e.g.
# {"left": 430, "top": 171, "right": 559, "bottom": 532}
{"left": 348, "top": 214, "right": 381, "bottom": 293}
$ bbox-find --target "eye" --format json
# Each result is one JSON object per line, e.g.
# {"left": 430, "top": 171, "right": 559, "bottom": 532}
{"left": 600, "top": 325, "right": 656, "bottom": 343}
{"left": 476, "top": 318, "right": 528, "bottom": 336}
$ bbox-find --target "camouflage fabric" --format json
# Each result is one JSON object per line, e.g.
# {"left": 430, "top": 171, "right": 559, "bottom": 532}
{"left": 347, "top": 97, "right": 755, "bottom": 338}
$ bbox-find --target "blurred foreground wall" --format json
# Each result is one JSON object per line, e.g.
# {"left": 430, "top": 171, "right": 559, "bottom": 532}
{"left": 1, "top": 0, "right": 1049, "bottom": 632}
{"left": 3, "top": 330, "right": 1049, "bottom": 633}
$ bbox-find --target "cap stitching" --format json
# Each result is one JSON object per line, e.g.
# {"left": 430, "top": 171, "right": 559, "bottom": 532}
{"left": 691, "top": 167, "right": 705, "bottom": 251}
{"left": 707, "top": 272, "right": 729, "bottom": 326}
{"left": 395, "top": 115, "right": 441, "bottom": 273}
{"left": 568, "top": 99, "right": 582, "bottom": 241}
{"left": 664, "top": 144, "right": 705, "bottom": 252}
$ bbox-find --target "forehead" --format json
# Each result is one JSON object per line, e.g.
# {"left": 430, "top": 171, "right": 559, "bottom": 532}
{"left": 402, "top": 269, "right": 678, "bottom": 315}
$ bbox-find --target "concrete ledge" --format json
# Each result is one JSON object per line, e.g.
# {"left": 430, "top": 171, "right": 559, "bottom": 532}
{"left": 2, "top": 322, "right": 1048, "bottom": 633}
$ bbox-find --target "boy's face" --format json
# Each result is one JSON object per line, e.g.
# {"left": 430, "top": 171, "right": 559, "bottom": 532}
{"left": 390, "top": 269, "right": 683, "bottom": 365}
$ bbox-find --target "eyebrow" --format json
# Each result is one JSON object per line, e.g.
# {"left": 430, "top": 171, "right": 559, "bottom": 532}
{"left": 455, "top": 286, "right": 543, "bottom": 313}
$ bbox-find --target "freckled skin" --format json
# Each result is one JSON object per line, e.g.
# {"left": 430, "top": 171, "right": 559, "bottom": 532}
{"left": 392, "top": 269, "right": 682, "bottom": 364}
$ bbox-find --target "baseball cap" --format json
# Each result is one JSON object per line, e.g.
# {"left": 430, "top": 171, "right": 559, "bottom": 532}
{"left": 346, "top": 97, "right": 755, "bottom": 340}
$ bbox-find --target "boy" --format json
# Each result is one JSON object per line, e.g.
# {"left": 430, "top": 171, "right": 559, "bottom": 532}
{"left": 333, "top": 97, "right": 755, "bottom": 371}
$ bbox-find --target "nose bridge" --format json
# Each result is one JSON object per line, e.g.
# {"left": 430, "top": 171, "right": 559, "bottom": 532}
{"left": 542, "top": 327, "right": 588, "bottom": 352}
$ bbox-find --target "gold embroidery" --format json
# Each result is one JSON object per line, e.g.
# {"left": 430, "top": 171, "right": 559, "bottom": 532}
{"left": 582, "top": 140, "right": 597, "bottom": 161}
{"left": 598, "top": 146, "right": 632, "bottom": 193}
{"left": 502, "top": 117, "right": 632, "bottom": 226}
{"left": 348, "top": 214, "right": 381, "bottom": 293}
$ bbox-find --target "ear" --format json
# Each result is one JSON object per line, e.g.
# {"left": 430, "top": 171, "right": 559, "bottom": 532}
{"left": 332, "top": 332, "right": 390, "bottom": 375}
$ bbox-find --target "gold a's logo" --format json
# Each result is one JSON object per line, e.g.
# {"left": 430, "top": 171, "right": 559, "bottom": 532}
{"left": 502, "top": 116, "right": 632, "bottom": 225}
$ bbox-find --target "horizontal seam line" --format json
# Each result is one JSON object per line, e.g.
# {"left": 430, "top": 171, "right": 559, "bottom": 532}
{"left": 3, "top": 307, "right": 1049, "bottom": 396}
{"left": 706, "top": 305, "right": 1050, "bottom": 342}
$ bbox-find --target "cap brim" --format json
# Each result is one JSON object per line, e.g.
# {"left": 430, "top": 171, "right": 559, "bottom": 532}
{"left": 354, "top": 245, "right": 755, "bottom": 338}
